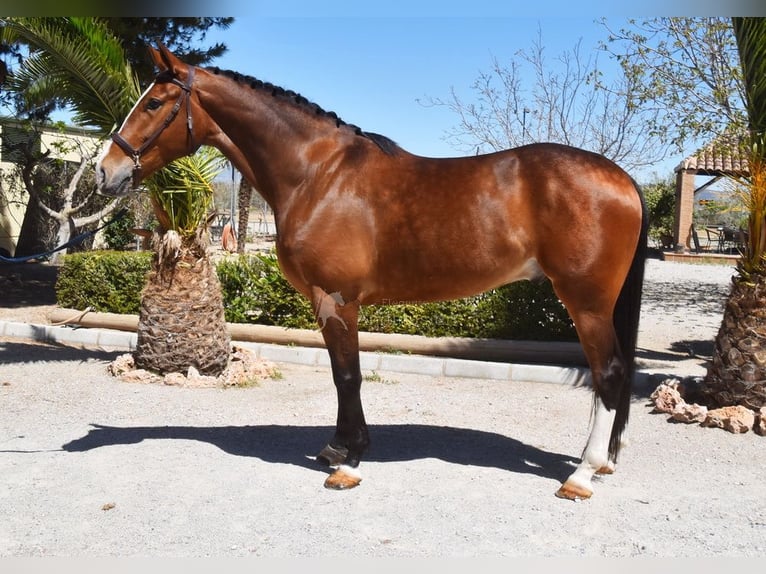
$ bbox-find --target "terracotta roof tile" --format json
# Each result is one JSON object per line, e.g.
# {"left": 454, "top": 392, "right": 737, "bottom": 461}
{"left": 676, "top": 130, "right": 750, "bottom": 175}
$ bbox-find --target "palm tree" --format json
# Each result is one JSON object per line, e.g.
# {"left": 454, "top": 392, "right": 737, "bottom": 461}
{"left": 2, "top": 17, "right": 232, "bottom": 376}
{"left": 135, "top": 148, "right": 231, "bottom": 376}
{"left": 700, "top": 17, "right": 766, "bottom": 410}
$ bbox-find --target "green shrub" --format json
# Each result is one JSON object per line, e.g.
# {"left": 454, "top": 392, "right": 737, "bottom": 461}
{"left": 56, "top": 250, "right": 151, "bottom": 314}
{"left": 643, "top": 178, "right": 676, "bottom": 243}
{"left": 56, "top": 250, "right": 578, "bottom": 342}
{"left": 101, "top": 210, "right": 136, "bottom": 251}
{"left": 216, "top": 252, "right": 577, "bottom": 342}
{"left": 216, "top": 252, "right": 316, "bottom": 329}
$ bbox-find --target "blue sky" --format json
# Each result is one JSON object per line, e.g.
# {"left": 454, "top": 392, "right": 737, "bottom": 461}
{"left": 201, "top": 15, "right": 679, "bottom": 181}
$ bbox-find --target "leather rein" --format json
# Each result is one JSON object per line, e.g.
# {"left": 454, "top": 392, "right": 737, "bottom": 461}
{"left": 110, "top": 66, "right": 197, "bottom": 186}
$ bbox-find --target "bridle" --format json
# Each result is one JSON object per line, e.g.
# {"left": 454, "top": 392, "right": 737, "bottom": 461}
{"left": 110, "top": 65, "right": 198, "bottom": 186}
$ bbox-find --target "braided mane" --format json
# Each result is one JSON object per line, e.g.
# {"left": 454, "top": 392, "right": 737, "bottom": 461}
{"left": 206, "top": 66, "right": 399, "bottom": 155}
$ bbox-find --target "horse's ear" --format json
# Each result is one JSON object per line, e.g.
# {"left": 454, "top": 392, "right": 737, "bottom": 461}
{"left": 150, "top": 43, "right": 185, "bottom": 76}
{"left": 148, "top": 45, "right": 166, "bottom": 72}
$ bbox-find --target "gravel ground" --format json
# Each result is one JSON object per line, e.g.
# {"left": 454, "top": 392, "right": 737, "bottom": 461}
{"left": 1, "top": 257, "right": 764, "bottom": 558}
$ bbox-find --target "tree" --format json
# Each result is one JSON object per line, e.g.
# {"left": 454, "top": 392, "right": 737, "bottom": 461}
{"left": 699, "top": 17, "right": 766, "bottom": 410}
{"left": 642, "top": 177, "right": 676, "bottom": 248}
{"left": 13, "top": 132, "right": 123, "bottom": 264}
{"left": 2, "top": 17, "right": 232, "bottom": 377}
{"left": 600, "top": 17, "right": 746, "bottom": 155}
{"left": 101, "top": 18, "right": 232, "bottom": 89}
{"left": 425, "top": 26, "right": 672, "bottom": 174}
{"left": 236, "top": 177, "right": 254, "bottom": 254}
{"left": 606, "top": 18, "right": 766, "bottom": 412}
{"left": 134, "top": 147, "right": 230, "bottom": 375}
{"left": 0, "top": 18, "right": 134, "bottom": 256}
{"left": 0, "top": 16, "right": 233, "bottom": 255}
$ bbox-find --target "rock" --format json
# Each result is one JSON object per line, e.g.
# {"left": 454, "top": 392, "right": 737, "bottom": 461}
{"left": 108, "top": 353, "right": 136, "bottom": 376}
{"left": 119, "top": 368, "right": 161, "bottom": 384}
{"left": 221, "top": 345, "right": 277, "bottom": 387}
{"left": 650, "top": 383, "right": 684, "bottom": 414}
{"left": 184, "top": 372, "right": 220, "bottom": 388}
{"left": 671, "top": 403, "right": 708, "bottom": 424}
{"left": 756, "top": 407, "right": 766, "bottom": 437}
{"left": 702, "top": 405, "right": 755, "bottom": 434}
{"left": 106, "top": 346, "right": 278, "bottom": 388}
{"left": 163, "top": 372, "right": 187, "bottom": 386}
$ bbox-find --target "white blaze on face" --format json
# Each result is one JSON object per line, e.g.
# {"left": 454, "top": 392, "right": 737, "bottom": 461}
{"left": 95, "top": 80, "right": 158, "bottom": 179}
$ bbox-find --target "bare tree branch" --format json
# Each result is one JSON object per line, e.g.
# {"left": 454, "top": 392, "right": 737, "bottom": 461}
{"left": 421, "top": 23, "right": 672, "bottom": 174}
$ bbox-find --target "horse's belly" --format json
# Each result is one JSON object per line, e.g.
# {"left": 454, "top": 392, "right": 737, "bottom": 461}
{"left": 367, "top": 255, "right": 543, "bottom": 305}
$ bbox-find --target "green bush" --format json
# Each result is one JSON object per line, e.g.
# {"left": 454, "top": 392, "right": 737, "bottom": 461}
{"left": 101, "top": 210, "right": 137, "bottom": 251}
{"left": 216, "top": 252, "right": 316, "bottom": 329}
{"left": 57, "top": 250, "right": 578, "bottom": 341}
{"left": 643, "top": 178, "right": 676, "bottom": 243}
{"left": 56, "top": 250, "right": 151, "bottom": 314}
{"left": 216, "top": 252, "right": 577, "bottom": 342}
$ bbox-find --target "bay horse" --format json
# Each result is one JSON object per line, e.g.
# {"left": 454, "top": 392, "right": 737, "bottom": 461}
{"left": 96, "top": 45, "right": 647, "bottom": 500}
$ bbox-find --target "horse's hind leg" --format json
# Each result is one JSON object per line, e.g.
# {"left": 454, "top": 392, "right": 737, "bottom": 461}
{"left": 551, "top": 296, "right": 628, "bottom": 501}
{"left": 312, "top": 287, "right": 369, "bottom": 490}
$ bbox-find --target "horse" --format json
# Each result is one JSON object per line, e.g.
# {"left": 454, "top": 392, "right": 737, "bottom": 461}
{"left": 96, "top": 45, "right": 648, "bottom": 500}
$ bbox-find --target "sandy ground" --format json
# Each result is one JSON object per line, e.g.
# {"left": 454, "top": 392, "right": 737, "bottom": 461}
{"left": 1, "top": 256, "right": 764, "bottom": 558}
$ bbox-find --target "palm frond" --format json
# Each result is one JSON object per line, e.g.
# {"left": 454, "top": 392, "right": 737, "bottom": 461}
{"left": 733, "top": 17, "right": 766, "bottom": 142}
{"left": 732, "top": 17, "right": 766, "bottom": 278}
{"left": 146, "top": 147, "right": 227, "bottom": 237}
{"left": 3, "top": 17, "right": 224, "bottom": 241}
{"left": 1, "top": 17, "right": 139, "bottom": 132}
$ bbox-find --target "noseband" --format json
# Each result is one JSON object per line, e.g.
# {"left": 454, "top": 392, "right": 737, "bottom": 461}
{"left": 110, "top": 66, "right": 197, "bottom": 186}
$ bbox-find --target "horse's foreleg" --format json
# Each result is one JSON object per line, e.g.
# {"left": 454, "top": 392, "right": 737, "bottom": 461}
{"left": 312, "top": 288, "right": 369, "bottom": 490}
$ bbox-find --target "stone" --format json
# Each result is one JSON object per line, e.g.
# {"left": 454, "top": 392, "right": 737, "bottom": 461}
{"left": 119, "top": 368, "right": 161, "bottom": 385}
{"left": 756, "top": 407, "right": 766, "bottom": 437}
{"left": 671, "top": 403, "right": 708, "bottom": 424}
{"left": 163, "top": 372, "right": 187, "bottom": 386}
{"left": 650, "top": 383, "right": 684, "bottom": 414}
{"left": 221, "top": 345, "right": 278, "bottom": 387}
{"left": 107, "top": 345, "right": 278, "bottom": 388}
{"left": 702, "top": 405, "right": 755, "bottom": 434}
{"left": 108, "top": 353, "right": 136, "bottom": 376}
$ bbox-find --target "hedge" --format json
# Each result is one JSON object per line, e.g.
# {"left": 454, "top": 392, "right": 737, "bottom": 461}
{"left": 56, "top": 251, "right": 152, "bottom": 314}
{"left": 57, "top": 250, "right": 578, "bottom": 342}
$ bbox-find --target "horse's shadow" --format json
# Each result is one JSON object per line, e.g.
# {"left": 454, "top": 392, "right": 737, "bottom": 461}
{"left": 61, "top": 423, "right": 580, "bottom": 483}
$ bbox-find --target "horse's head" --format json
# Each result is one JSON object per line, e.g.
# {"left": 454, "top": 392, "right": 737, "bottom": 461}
{"left": 96, "top": 44, "right": 201, "bottom": 197}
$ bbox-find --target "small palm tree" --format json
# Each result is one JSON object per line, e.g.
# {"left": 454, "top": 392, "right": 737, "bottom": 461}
{"left": 135, "top": 147, "right": 231, "bottom": 375}
{"left": 3, "top": 17, "right": 233, "bottom": 376}
{"left": 701, "top": 17, "right": 766, "bottom": 410}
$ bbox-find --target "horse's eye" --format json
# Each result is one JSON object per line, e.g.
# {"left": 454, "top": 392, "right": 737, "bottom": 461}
{"left": 145, "top": 98, "right": 162, "bottom": 111}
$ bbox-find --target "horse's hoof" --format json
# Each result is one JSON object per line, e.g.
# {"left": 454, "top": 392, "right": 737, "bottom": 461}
{"left": 323, "top": 466, "right": 362, "bottom": 490}
{"left": 316, "top": 444, "right": 348, "bottom": 467}
{"left": 596, "top": 464, "right": 615, "bottom": 475}
{"left": 555, "top": 481, "right": 593, "bottom": 501}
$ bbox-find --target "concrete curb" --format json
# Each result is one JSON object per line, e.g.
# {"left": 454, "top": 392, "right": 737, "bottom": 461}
{"left": 1, "top": 319, "right": 658, "bottom": 388}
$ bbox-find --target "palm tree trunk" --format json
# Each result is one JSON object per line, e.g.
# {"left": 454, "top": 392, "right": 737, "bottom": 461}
{"left": 701, "top": 274, "right": 766, "bottom": 410}
{"left": 236, "top": 177, "right": 253, "bottom": 254}
{"left": 134, "top": 230, "right": 231, "bottom": 376}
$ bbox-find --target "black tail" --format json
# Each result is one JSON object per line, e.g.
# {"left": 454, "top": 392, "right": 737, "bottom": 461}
{"left": 609, "top": 178, "right": 648, "bottom": 459}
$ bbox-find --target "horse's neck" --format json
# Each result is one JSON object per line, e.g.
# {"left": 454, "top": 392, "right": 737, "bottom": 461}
{"left": 200, "top": 84, "right": 344, "bottom": 213}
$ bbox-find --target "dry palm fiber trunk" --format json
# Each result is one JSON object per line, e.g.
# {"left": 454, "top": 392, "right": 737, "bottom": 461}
{"left": 135, "top": 233, "right": 231, "bottom": 376}
{"left": 702, "top": 273, "right": 766, "bottom": 410}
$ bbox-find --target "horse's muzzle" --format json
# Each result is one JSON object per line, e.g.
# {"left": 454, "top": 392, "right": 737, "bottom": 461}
{"left": 95, "top": 159, "right": 137, "bottom": 197}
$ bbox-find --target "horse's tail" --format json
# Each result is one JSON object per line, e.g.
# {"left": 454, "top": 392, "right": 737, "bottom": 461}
{"left": 609, "top": 178, "right": 648, "bottom": 459}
